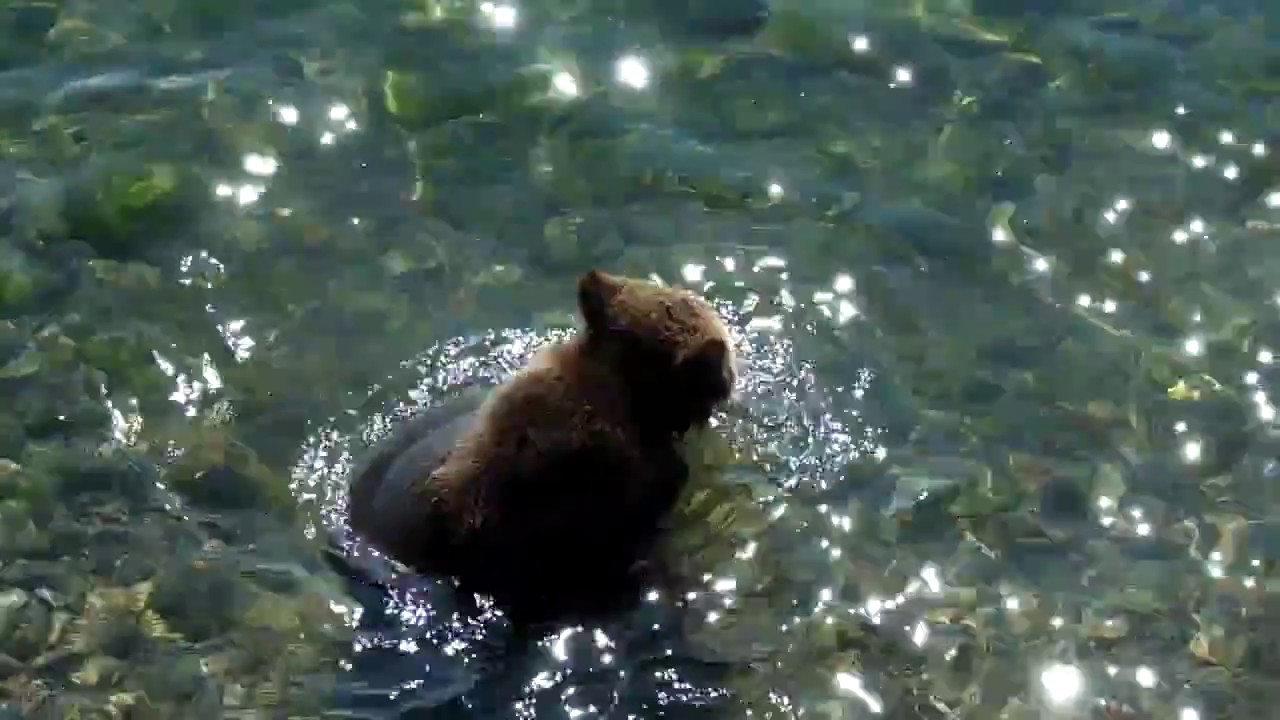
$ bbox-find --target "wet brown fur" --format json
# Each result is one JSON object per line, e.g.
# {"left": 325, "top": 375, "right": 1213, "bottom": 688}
{"left": 348, "top": 270, "right": 736, "bottom": 622}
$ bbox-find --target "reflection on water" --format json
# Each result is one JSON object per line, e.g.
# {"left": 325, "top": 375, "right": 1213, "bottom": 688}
{"left": 1, "top": 0, "right": 1280, "bottom": 717}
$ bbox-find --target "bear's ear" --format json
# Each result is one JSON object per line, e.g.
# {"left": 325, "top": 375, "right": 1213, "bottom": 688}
{"left": 678, "top": 337, "right": 735, "bottom": 401}
{"left": 578, "top": 270, "right": 622, "bottom": 332}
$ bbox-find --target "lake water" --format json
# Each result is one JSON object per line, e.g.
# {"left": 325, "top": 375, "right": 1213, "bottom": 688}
{"left": 1, "top": 0, "right": 1278, "bottom": 717}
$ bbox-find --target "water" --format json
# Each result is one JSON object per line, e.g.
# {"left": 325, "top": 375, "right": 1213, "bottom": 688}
{"left": 0, "top": 0, "right": 1278, "bottom": 717}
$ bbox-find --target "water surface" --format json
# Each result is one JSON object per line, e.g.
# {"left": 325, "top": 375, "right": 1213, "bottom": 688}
{"left": 1, "top": 0, "right": 1278, "bottom": 718}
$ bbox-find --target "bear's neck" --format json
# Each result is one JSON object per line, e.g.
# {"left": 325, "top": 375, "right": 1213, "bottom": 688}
{"left": 574, "top": 335, "right": 701, "bottom": 439}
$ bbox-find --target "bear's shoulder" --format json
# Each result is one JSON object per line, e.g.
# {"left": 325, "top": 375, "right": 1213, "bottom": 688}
{"left": 430, "top": 339, "right": 644, "bottom": 507}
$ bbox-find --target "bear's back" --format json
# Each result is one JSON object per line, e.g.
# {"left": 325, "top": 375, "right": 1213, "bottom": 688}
{"left": 425, "top": 340, "right": 689, "bottom": 614}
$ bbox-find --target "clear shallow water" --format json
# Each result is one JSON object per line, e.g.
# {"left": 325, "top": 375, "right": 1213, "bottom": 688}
{"left": 1, "top": 0, "right": 1278, "bottom": 718}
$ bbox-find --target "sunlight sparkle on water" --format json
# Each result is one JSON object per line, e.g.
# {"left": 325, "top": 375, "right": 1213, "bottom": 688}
{"left": 835, "top": 299, "right": 859, "bottom": 324}
{"left": 615, "top": 54, "right": 650, "bottom": 90}
{"left": 479, "top": 2, "right": 518, "bottom": 29}
{"left": 681, "top": 263, "right": 706, "bottom": 283}
{"left": 1258, "top": 396, "right": 1276, "bottom": 422}
{"left": 1181, "top": 438, "right": 1202, "bottom": 463}
{"left": 910, "top": 621, "right": 929, "bottom": 647}
{"left": 919, "top": 563, "right": 942, "bottom": 594}
{"left": 712, "top": 577, "right": 736, "bottom": 593}
{"left": 219, "top": 319, "right": 256, "bottom": 361}
{"left": 1150, "top": 128, "right": 1173, "bottom": 150}
{"left": 105, "top": 394, "right": 142, "bottom": 445}
{"left": 273, "top": 103, "right": 299, "bottom": 125}
{"left": 849, "top": 34, "right": 871, "bottom": 53}
{"left": 834, "top": 672, "right": 883, "bottom": 714}
{"left": 1039, "top": 663, "right": 1085, "bottom": 706}
{"left": 551, "top": 71, "right": 579, "bottom": 98}
{"left": 242, "top": 152, "right": 279, "bottom": 177}
{"left": 753, "top": 255, "right": 787, "bottom": 271}
{"left": 1182, "top": 336, "right": 1203, "bottom": 356}
{"left": 235, "top": 184, "right": 263, "bottom": 206}
{"left": 549, "top": 627, "right": 577, "bottom": 662}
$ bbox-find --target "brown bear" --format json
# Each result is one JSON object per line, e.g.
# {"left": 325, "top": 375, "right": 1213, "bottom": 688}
{"left": 346, "top": 269, "right": 737, "bottom": 622}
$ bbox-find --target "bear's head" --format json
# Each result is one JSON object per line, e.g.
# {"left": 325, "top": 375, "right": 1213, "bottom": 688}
{"left": 577, "top": 269, "right": 737, "bottom": 433}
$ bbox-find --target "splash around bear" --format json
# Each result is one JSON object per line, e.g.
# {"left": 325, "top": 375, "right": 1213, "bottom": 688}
{"left": 346, "top": 270, "right": 737, "bottom": 623}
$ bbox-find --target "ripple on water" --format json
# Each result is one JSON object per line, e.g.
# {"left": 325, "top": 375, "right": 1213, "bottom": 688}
{"left": 292, "top": 256, "right": 901, "bottom": 717}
